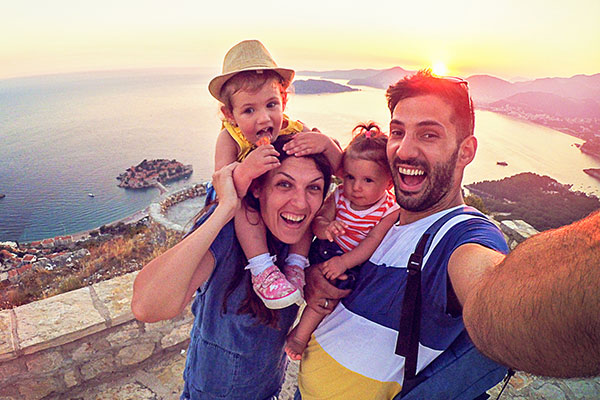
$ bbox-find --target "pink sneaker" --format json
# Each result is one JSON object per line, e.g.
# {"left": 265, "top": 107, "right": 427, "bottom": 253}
{"left": 283, "top": 264, "right": 306, "bottom": 297}
{"left": 251, "top": 265, "right": 302, "bottom": 309}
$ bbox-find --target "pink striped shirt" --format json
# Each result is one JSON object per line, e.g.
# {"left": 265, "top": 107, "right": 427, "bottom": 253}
{"left": 333, "top": 185, "right": 399, "bottom": 252}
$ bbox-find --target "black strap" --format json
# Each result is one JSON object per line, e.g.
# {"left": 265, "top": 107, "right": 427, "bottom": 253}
{"left": 495, "top": 369, "right": 515, "bottom": 399}
{"left": 394, "top": 207, "right": 488, "bottom": 391}
{"left": 395, "top": 233, "right": 430, "bottom": 380}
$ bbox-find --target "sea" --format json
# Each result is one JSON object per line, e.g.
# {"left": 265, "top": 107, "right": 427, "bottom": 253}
{"left": 1, "top": 69, "right": 599, "bottom": 242}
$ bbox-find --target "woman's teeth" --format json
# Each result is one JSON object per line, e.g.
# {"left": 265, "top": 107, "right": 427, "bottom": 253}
{"left": 281, "top": 213, "right": 305, "bottom": 223}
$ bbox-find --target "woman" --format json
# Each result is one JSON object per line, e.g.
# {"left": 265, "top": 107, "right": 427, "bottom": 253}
{"left": 131, "top": 135, "right": 333, "bottom": 400}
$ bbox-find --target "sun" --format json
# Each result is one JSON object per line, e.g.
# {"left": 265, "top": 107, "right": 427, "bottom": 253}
{"left": 431, "top": 61, "right": 448, "bottom": 77}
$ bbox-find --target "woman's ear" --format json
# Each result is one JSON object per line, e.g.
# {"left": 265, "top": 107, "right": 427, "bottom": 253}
{"left": 251, "top": 185, "right": 261, "bottom": 199}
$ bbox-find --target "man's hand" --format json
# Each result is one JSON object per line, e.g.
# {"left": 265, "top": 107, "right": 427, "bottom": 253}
{"left": 304, "top": 264, "right": 351, "bottom": 315}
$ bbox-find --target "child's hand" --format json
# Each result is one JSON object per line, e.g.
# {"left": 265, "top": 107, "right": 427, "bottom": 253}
{"left": 320, "top": 256, "right": 347, "bottom": 280}
{"left": 233, "top": 145, "right": 280, "bottom": 197}
{"left": 325, "top": 221, "right": 346, "bottom": 242}
{"left": 283, "top": 130, "right": 330, "bottom": 156}
{"left": 240, "top": 144, "right": 280, "bottom": 178}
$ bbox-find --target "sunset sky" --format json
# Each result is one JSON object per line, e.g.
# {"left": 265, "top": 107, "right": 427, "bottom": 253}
{"left": 2, "top": 0, "right": 599, "bottom": 81}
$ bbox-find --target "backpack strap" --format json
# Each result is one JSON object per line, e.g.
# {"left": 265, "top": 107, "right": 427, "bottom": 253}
{"left": 395, "top": 206, "right": 486, "bottom": 381}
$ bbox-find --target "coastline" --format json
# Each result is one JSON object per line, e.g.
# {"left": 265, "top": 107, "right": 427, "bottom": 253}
{"left": 14, "top": 207, "right": 152, "bottom": 246}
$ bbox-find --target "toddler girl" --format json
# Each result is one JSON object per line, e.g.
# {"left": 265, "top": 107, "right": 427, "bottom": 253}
{"left": 209, "top": 40, "right": 342, "bottom": 309}
{"left": 285, "top": 122, "right": 400, "bottom": 360}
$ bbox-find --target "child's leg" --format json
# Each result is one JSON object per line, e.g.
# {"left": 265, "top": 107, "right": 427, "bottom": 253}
{"left": 283, "top": 229, "right": 312, "bottom": 295}
{"left": 285, "top": 305, "right": 329, "bottom": 361}
{"left": 235, "top": 204, "right": 302, "bottom": 309}
{"left": 235, "top": 205, "right": 269, "bottom": 260}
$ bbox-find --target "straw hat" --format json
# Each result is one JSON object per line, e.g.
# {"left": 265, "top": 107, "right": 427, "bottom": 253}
{"left": 208, "top": 40, "right": 295, "bottom": 103}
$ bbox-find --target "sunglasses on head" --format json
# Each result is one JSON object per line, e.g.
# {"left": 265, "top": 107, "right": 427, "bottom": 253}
{"left": 438, "top": 75, "right": 469, "bottom": 88}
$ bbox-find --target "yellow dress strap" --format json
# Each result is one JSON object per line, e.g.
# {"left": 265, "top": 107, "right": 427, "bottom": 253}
{"left": 223, "top": 114, "right": 304, "bottom": 162}
{"left": 280, "top": 114, "right": 304, "bottom": 135}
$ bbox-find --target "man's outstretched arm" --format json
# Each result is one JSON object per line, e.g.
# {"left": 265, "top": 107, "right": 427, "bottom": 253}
{"left": 463, "top": 210, "right": 600, "bottom": 378}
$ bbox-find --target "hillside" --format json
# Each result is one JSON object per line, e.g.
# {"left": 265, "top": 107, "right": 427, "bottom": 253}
{"left": 467, "top": 74, "right": 515, "bottom": 103}
{"left": 465, "top": 173, "right": 600, "bottom": 231}
{"left": 292, "top": 79, "right": 358, "bottom": 94}
{"left": 489, "top": 91, "right": 600, "bottom": 118}
{"left": 468, "top": 73, "right": 600, "bottom": 103}
{"left": 296, "top": 68, "right": 381, "bottom": 80}
{"left": 347, "top": 66, "right": 414, "bottom": 89}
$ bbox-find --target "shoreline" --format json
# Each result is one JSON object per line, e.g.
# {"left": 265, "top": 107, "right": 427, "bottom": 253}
{"left": 18, "top": 181, "right": 207, "bottom": 245}
{"left": 67, "top": 207, "right": 151, "bottom": 243}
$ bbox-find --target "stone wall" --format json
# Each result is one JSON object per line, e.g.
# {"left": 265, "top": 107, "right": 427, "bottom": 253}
{"left": 0, "top": 271, "right": 192, "bottom": 400}
{"left": 149, "top": 182, "right": 207, "bottom": 232}
{"left": 500, "top": 219, "right": 540, "bottom": 249}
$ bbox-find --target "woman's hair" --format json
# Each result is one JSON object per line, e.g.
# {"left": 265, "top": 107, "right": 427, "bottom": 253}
{"left": 223, "top": 134, "right": 333, "bottom": 327}
{"left": 343, "top": 122, "right": 390, "bottom": 175}
{"left": 220, "top": 70, "right": 289, "bottom": 113}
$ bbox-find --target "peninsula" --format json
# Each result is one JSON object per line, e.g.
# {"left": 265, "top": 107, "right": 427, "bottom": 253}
{"left": 292, "top": 79, "right": 358, "bottom": 94}
{"left": 465, "top": 172, "right": 600, "bottom": 232}
{"left": 117, "top": 159, "right": 193, "bottom": 189}
{"left": 584, "top": 168, "right": 600, "bottom": 181}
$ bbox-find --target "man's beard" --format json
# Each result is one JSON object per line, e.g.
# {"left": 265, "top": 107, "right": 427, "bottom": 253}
{"left": 392, "top": 148, "right": 459, "bottom": 212}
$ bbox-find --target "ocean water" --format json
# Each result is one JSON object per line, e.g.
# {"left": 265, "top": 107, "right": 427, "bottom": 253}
{"left": 1, "top": 70, "right": 599, "bottom": 242}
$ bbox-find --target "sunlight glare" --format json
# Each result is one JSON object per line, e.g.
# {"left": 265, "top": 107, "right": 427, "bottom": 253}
{"left": 431, "top": 61, "right": 448, "bottom": 76}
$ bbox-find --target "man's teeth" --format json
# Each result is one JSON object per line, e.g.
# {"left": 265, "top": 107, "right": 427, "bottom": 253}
{"left": 282, "top": 213, "right": 305, "bottom": 222}
{"left": 398, "top": 167, "right": 425, "bottom": 176}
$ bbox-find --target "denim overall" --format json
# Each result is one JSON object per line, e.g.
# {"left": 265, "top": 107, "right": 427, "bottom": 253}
{"left": 181, "top": 217, "right": 298, "bottom": 400}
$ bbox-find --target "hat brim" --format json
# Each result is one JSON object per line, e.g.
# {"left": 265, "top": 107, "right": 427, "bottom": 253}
{"left": 208, "top": 67, "right": 295, "bottom": 103}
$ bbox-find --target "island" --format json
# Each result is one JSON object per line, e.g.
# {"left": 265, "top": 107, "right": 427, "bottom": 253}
{"left": 117, "top": 159, "right": 193, "bottom": 189}
{"left": 292, "top": 79, "right": 358, "bottom": 94}
{"left": 0, "top": 194, "right": 5, "bottom": 199}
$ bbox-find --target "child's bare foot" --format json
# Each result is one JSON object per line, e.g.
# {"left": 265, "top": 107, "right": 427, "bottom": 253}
{"left": 285, "top": 328, "right": 308, "bottom": 361}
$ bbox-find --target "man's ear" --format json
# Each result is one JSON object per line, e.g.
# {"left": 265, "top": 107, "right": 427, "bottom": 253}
{"left": 221, "top": 106, "right": 234, "bottom": 123}
{"left": 458, "top": 136, "right": 477, "bottom": 167}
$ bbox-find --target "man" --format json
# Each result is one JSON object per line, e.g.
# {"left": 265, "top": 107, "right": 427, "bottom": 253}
{"left": 299, "top": 70, "right": 600, "bottom": 399}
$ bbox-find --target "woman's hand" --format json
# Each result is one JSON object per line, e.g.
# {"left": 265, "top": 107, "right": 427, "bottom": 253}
{"left": 213, "top": 162, "right": 241, "bottom": 219}
{"left": 304, "top": 264, "right": 351, "bottom": 315}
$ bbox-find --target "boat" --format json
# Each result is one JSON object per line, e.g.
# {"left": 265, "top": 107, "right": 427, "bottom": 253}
{"left": 496, "top": 161, "right": 508, "bottom": 166}
{"left": 88, "top": 193, "right": 95, "bottom": 197}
